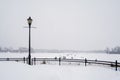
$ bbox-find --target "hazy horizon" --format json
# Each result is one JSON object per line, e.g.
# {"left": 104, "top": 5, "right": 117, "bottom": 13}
{"left": 0, "top": 0, "right": 120, "bottom": 50}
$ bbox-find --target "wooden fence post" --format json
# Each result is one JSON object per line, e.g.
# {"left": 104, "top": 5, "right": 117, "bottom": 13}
{"left": 23, "top": 57, "right": 25, "bottom": 63}
{"left": 115, "top": 60, "right": 117, "bottom": 71}
{"left": 85, "top": 58, "right": 87, "bottom": 66}
{"left": 7, "top": 58, "right": 9, "bottom": 61}
{"left": 31, "top": 58, "right": 33, "bottom": 65}
{"left": 34, "top": 57, "right": 36, "bottom": 65}
{"left": 59, "top": 57, "right": 61, "bottom": 66}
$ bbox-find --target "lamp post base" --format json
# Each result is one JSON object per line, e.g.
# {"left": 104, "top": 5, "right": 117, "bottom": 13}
{"left": 28, "top": 54, "right": 31, "bottom": 65}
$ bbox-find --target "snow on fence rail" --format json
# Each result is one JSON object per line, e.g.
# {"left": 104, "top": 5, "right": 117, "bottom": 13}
{"left": 0, "top": 57, "right": 120, "bottom": 71}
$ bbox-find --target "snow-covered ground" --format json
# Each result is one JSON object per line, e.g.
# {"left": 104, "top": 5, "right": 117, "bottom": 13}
{"left": 0, "top": 61, "right": 120, "bottom": 80}
{"left": 0, "top": 53, "right": 120, "bottom": 80}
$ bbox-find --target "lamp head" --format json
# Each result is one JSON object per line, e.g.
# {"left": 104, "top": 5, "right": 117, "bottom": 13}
{"left": 27, "top": 17, "right": 32, "bottom": 26}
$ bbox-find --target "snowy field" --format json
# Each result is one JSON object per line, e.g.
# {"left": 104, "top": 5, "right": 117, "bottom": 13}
{"left": 0, "top": 61, "right": 120, "bottom": 80}
{"left": 0, "top": 53, "right": 120, "bottom": 80}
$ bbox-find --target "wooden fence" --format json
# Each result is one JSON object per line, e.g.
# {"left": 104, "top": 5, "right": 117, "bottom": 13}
{"left": 0, "top": 57, "right": 120, "bottom": 71}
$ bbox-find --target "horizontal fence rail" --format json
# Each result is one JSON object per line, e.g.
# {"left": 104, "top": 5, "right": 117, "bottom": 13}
{"left": 0, "top": 57, "right": 120, "bottom": 71}
{"left": 0, "top": 58, "right": 24, "bottom": 61}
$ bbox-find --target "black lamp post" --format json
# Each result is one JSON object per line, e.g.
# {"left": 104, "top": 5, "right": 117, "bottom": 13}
{"left": 27, "top": 17, "right": 33, "bottom": 65}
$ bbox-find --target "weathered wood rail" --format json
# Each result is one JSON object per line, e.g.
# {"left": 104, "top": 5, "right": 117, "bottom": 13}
{"left": 0, "top": 57, "right": 120, "bottom": 71}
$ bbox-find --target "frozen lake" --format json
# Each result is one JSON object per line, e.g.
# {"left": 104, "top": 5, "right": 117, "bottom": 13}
{"left": 0, "top": 52, "right": 120, "bottom": 62}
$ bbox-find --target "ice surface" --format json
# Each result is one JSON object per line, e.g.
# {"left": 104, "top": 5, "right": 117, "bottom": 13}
{"left": 0, "top": 52, "right": 120, "bottom": 61}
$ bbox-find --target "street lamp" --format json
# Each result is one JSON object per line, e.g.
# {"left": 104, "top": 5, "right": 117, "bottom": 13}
{"left": 27, "top": 17, "right": 33, "bottom": 65}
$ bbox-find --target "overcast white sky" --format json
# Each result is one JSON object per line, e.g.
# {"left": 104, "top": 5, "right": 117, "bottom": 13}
{"left": 0, "top": 0, "right": 120, "bottom": 50}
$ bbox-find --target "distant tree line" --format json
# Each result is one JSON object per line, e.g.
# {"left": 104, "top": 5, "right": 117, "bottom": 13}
{"left": 0, "top": 47, "right": 29, "bottom": 53}
{"left": 0, "top": 46, "right": 105, "bottom": 53}
{"left": 105, "top": 46, "right": 120, "bottom": 54}
{"left": 0, "top": 47, "right": 82, "bottom": 53}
